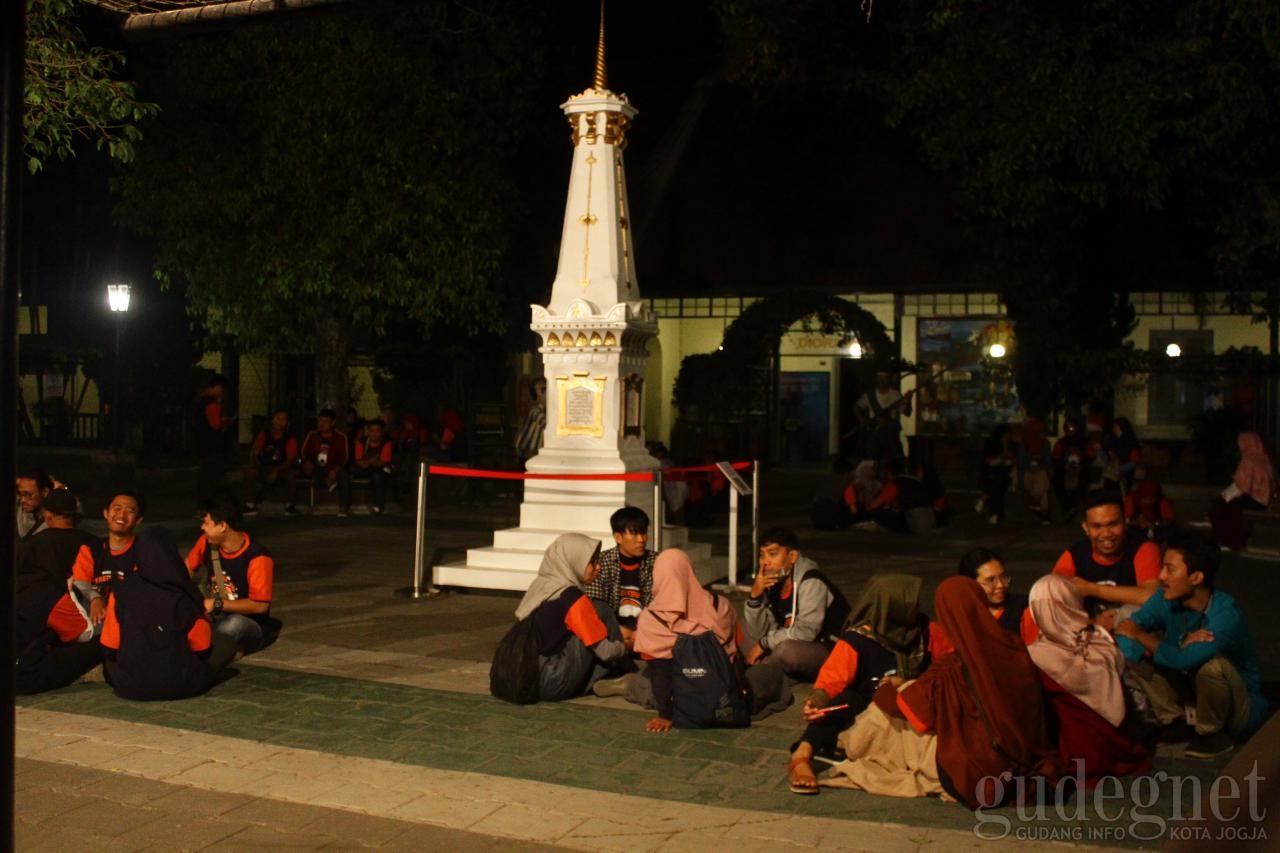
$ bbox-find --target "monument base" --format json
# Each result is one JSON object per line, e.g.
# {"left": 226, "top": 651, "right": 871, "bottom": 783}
{"left": 432, "top": 522, "right": 715, "bottom": 592}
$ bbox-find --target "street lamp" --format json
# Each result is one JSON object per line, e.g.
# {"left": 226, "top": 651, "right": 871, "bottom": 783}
{"left": 988, "top": 342, "right": 1007, "bottom": 359}
{"left": 107, "top": 283, "right": 131, "bottom": 448}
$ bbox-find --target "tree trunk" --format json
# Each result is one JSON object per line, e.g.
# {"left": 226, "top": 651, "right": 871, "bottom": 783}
{"left": 313, "top": 313, "right": 349, "bottom": 418}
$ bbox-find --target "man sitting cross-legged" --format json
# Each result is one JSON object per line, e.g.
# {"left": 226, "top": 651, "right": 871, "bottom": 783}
{"left": 583, "top": 506, "right": 656, "bottom": 631}
{"left": 1115, "top": 528, "right": 1267, "bottom": 760}
{"left": 186, "top": 497, "right": 279, "bottom": 660}
{"left": 740, "top": 526, "right": 850, "bottom": 718}
{"left": 744, "top": 526, "right": 850, "bottom": 677}
{"left": 1053, "top": 488, "right": 1160, "bottom": 631}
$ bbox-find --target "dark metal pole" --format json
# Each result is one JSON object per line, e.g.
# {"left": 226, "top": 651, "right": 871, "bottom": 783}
{"left": 2, "top": 0, "right": 25, "bottom": 846}
{"left": 114, "top": 317, "right": 123, "bottom": 448}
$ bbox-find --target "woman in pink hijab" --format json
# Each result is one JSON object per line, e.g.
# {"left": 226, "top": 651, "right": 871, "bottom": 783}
{"left": 1027, "top": 574, "right": 1151, "bottom": 789}
{"left": 625, "top": 549, "right": 740, "bottom": 732}
{"left": 1210, "top": 432, "right": 1276, "bottom": 550}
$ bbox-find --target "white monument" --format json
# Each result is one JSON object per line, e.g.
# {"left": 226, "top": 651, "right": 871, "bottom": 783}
{"left": 433, "top": 16, "right": 711, "bottom": 591}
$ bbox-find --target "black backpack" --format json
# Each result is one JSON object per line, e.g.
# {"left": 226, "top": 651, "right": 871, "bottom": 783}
{"left": 669, "top": 596, "right": 751, "bottom": 729}
{"left": 489, "top": 616, "right": 541, "bottom": 705}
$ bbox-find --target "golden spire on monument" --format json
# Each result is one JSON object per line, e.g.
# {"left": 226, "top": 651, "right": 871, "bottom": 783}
{"left": 593, "top": 0, "right": 608, "bottom": 92}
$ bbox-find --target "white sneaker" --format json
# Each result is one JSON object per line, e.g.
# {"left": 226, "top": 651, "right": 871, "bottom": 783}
{"left": 974, "top": 497, "right": 986, "bottom": 514}
{"left": 987, "top": 514, "right": 999, "bottom": 525}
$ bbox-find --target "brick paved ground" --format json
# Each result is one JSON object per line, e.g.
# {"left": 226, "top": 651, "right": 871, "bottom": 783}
{"left": 14, "top": 466, "right": 1279, "bottom": 851}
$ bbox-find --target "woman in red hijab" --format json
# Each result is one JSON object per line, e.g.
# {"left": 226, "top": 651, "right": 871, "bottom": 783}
{"left": 890, "top": 576, "right": 1063, "bottom": 808}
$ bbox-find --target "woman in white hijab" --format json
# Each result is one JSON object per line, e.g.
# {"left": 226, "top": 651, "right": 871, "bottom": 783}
{"left": 515, "top": 532, "right": 631, "bottom": 700}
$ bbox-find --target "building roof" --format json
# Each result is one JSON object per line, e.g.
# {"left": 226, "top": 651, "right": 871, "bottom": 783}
{"left": 85, "top": 0, "right": 357, "bottom": 35}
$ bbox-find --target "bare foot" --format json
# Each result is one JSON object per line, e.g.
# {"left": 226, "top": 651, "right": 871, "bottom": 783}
{"left": 788, "top": 754, "right": 818, "bottom": 795}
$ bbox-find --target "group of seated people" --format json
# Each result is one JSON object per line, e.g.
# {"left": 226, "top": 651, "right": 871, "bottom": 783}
{"left": 242, "top": 403, "right": 465, "bottom": 517}
{"left": 498, "top": 488, "right": 1267, "bottom": 809}
{"left": 812, "top": 456, "right": 950, "bottom": 534}
{"left": 15, "top": 473, "right": 279, "bottom": 702}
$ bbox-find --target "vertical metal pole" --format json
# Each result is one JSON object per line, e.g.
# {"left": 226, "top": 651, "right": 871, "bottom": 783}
{"left": 2, "top": 1, "right": 24, "bottom": 843}
{"left": 113, "top": 318, "right": 122, "bottom": 447}
{"left": 751, "top": 461, "right": 761, "bottom": 566}
{"left": 651, "top": 470, "right": 663, "bottom": 552}
{"left": 412, "top": 462, "right": 428, "bottom": 598}
{"left": 728, "top": 486, "right": 740, "bottom": 586}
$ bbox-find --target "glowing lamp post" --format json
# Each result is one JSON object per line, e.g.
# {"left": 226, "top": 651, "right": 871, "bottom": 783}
{"left": 988, "top": 342, "right": 1007, "bottom": 359}
{"left": 107, "top": 283, "right": 131, "bottom": 448}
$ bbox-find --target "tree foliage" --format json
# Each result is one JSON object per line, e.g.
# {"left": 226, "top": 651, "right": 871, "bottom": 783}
{"left": 24, "top": 0, "right": 158, "bottom": 173}
{"left": 114, "top": 1, "right": 545, "bottom": 412}
{"left": 713, "top": 0, "right": 1280, "bottom": 416}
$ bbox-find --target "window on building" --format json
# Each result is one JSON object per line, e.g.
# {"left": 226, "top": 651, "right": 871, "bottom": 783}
{"left": 1148, "top": 330, "right": 1212, "bottom": 425}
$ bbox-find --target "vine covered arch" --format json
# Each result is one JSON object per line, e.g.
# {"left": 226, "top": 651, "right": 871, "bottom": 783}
{"left": 671, "top": 290, "right": 907, "bottom": 460}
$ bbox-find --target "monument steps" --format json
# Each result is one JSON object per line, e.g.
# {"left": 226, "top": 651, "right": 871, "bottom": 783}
{"left": 434, "top": 535, "right": 716, "bottom": 592}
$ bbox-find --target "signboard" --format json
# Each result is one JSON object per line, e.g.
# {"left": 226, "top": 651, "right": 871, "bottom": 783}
{"left": 715, "top": 461, "right": 752, "bottom": 495}
{"left": 915, "top": 318, "right": 1020, "bottom": 436}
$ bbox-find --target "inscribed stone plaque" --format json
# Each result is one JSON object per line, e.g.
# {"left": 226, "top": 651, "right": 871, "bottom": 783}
{"left": 555, "top": 373, "right": 606, "bottom": 438}
{"left": 566, "top": 387, "right": 596, "bottom": 427}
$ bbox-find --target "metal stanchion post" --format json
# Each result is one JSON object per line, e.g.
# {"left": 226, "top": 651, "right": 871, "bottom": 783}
{"left": 652, "top": 470, "right": 664, "bottom": 552}
{"left": 752, "top": 460, "right": 760, "bottom": 565}
{"left": 728, "top": 486, "right": 740, "bottom": 586}
{"left": 412, "top": 462, "right": 428, "bottom": 599}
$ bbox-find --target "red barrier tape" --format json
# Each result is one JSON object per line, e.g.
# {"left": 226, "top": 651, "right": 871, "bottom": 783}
{"left": 427, "top": 466, "right": 654, "bottom": 481}
{"left": 425, "top": 461, "right": 754, "bottom": 481}
{"left": 666, "top": 462, "right": 752, "bottom": 474}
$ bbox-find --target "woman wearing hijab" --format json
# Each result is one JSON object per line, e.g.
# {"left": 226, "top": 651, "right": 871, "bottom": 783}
{"left": 822, "top": 577, "right": 1062, "bottom": 808}
{"left": 514, "top": 532, "right": 630, "bottom": 701}
{"left": 1210, "top": 431, "right": 1276, "bottom": 550}
{"left": 625, "top": 548, "right": 740, "bottom": 732}
{"left": 787, "top": 573, "right": 928, "bottom": 794}
{"left": 1027, "top": 574, "right": 1151, "bottom": 789}
{"left": 101, "top": 526, "right": 232, "bottom": 701}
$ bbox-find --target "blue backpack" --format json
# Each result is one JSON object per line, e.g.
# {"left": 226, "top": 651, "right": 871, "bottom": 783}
{"left": 669, "top": 595, "right": 751, "bottom": 729}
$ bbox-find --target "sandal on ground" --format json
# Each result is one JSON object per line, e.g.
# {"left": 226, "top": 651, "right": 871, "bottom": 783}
{"left": 788, "top": 756, "right": 819, "bottom": 795}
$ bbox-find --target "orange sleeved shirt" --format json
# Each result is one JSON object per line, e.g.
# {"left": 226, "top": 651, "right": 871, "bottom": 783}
{"left": 355, "top": 440, "right": 395, "bottom": 464}
{"left": 928, "top": 621, "right": 955, "bottom": 659}
{"left": 1020, "top": 607, "right": 1041, "bottom": 645}
{"left": 70, "top": 544, "right": 95, "bottom": 584}
{"left": 564, "top": 594, "right": 608, "bottom": 647}
{"left": 1052, "top": 541, "right": 1160, "bottom": 584}
{"left": 185, "top": 535, "right": 274, "bottom": 602}
{"left": 204, "top": 401, "right": 232, "bottom": 430}
{"left": 814, "top": 639, "right": 859, "bottom": 698}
